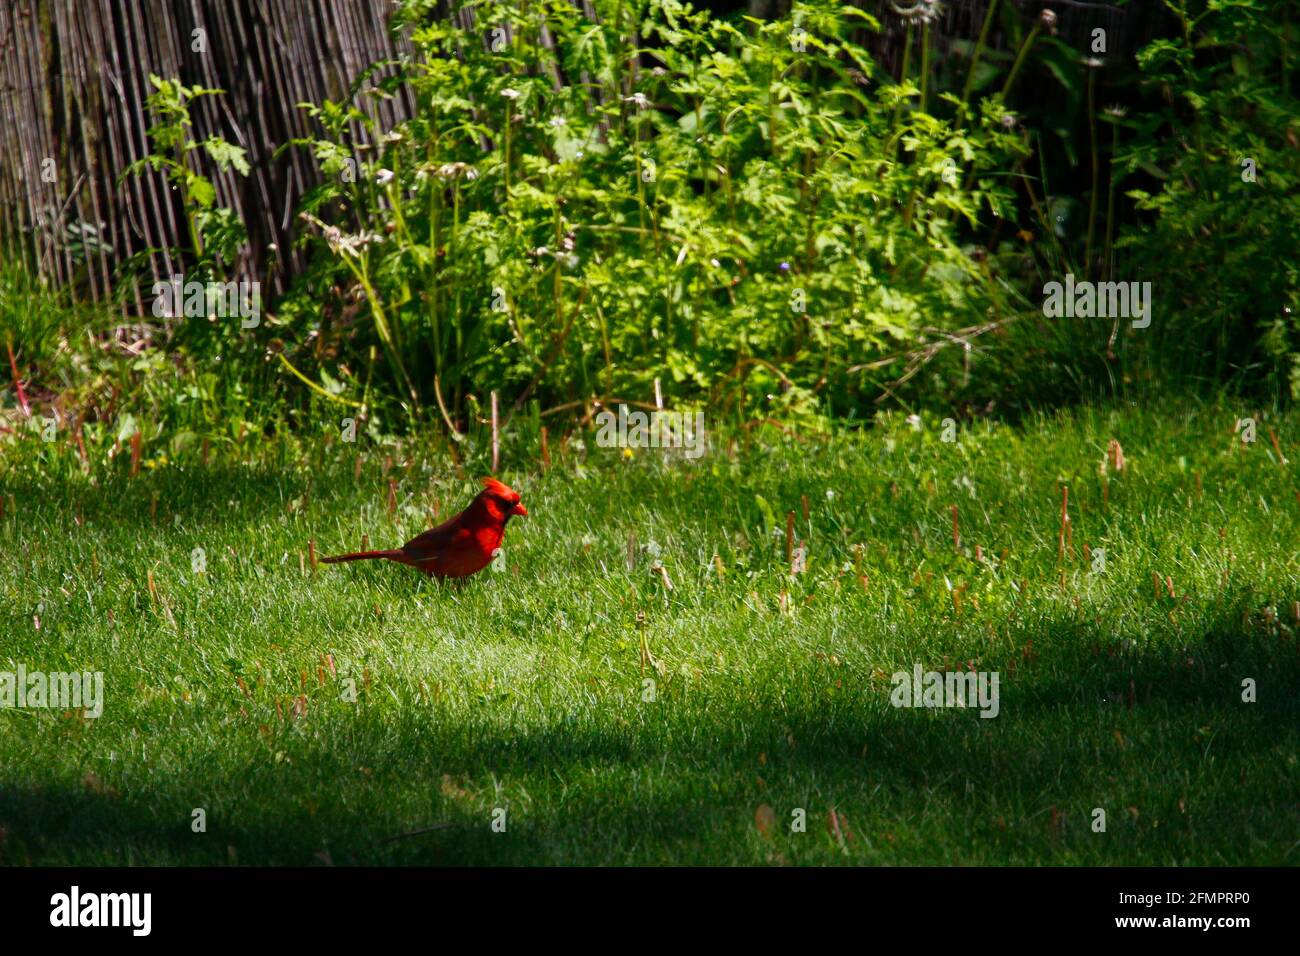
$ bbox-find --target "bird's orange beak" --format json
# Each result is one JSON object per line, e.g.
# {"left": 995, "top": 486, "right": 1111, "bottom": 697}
{"left": 512, "top": 502, "right": 528, "bottom": 517}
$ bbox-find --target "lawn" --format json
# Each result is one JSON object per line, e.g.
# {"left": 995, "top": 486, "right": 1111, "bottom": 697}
{"left": 1, "top": 400, "right": 1297, "bottom": 865}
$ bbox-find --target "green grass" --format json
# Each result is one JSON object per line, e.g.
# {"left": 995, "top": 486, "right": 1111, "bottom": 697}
{"left": 1, "top": 401, "right": 1298, "bottom": 865}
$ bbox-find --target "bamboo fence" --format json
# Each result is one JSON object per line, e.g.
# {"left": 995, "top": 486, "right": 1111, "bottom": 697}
{"left": 0, "top": 0, "right": 1165, "bottom": 312}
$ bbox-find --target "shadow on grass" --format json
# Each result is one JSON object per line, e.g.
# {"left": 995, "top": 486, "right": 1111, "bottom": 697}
{"left": 2, "top": 632, "right": 1297, "bottom": 866}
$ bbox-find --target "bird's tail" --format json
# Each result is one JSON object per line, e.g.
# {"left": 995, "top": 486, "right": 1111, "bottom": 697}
{"left": 319, "top": 549, "right": 403, "bottom": 564}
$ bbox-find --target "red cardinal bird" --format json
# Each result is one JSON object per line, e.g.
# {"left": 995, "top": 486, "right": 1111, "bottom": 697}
{"left": 321, "top": 478, "right": 527, "bottom": 579}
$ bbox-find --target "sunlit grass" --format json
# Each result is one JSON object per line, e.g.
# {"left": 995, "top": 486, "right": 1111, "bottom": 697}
{"left": 1, "top": 400, "right": 1297, "bottom": 864}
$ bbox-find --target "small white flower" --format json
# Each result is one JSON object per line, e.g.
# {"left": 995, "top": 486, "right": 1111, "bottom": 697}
{"left": 501, "top": 87, "right": 521, "bottom": 100}
{"left": 825, "top": 489, "right": 835, "bottom": 500}
{"left": 906, "top": 413, "right": 922, "bottom": 431}
{"left": 375, "top": 168, "right": 395, "bottom": 186}
{"left": 623, "top": 93, "right": 650, "bottom": 109}
{"left": 549, "top": 116, "right": 566, "bottom": 127}
{"left": 325, "top": 227, "right": 383, "bottom": 257}
{"left": 431, "top": 162, "right": 480, "bottom": 182}
{"left": 891, "top": 0, "right": 944, "bottom": 24}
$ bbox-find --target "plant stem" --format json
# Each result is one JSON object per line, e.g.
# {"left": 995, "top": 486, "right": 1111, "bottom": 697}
{"left": 429, "top": 117, "right": 441, "bottom": 376}
{"left": 1103, "top": 119, "right": 1119, "bottom": 282}
{"left": 1001, "top": 21, "right": 1043, "bottom": 101}
{"left": 961, "top": 0, "right": 1002, "bottom": 110}
{"left": 1084, "top": 68, "right": 1099, "bottom": 279}
{"left": 891, "top": 24, "right": 914, "bottom": 139}
{"left": 503, "top": 102, "right": 511, "bottom": 204}
{"left": 920, "top": 22, "right": 931, "bottom": 115}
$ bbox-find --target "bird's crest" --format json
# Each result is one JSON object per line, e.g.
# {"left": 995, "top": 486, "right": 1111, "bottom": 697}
{"left": 481, "top": 477, "right": 521, "bottom": 501}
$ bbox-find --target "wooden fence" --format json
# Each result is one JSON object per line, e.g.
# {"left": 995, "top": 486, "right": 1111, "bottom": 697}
{"left": 0, "top": 0, "right": 415, "bottom": 312}
{"left": 0, "top": 0, "right": 1167, "bottom": 314}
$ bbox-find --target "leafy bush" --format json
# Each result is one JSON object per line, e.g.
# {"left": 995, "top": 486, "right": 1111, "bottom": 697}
{"left": 1115, "top": 0, "right": 1299, "bottom": 396}
{"left": 10, "top": 0, "right": 1293, "bottom": 444}
{"left": 278, "top": 0, "right": 1031, "bottom": 430}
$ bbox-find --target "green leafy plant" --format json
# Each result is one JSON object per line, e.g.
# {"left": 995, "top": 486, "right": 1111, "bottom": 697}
{"left": 1115, "top": 0, "right": 1299, "bottom": 395}
{"left": 279, "top": 0, "right": 1033, "bottom": 431}
{"left": 120, "top": 75, "right": 252, "bottom": 278}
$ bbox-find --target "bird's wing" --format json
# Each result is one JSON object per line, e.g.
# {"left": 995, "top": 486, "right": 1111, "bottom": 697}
{"left": 400, "top": 517, "right": 474, "bottom": 562}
